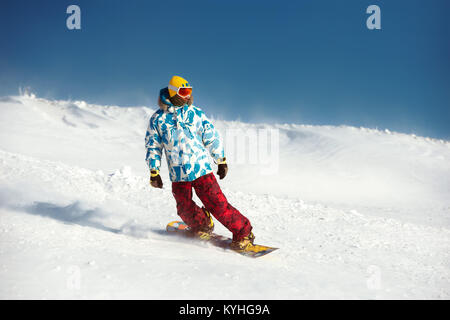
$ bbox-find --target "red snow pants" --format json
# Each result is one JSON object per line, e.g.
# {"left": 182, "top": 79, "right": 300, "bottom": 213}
{"left": 171, "top": 172, "right": 252, "bottom": 240}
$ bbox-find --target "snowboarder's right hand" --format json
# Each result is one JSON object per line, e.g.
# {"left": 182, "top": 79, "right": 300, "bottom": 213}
{"left": 150, "top": 170, "right": 163, "bottom": 189}
{"left": 216, "top": 158, "right": 228, "bottom": 180}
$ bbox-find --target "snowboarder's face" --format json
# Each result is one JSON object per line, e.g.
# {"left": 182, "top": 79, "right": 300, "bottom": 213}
{"left": 177, "top": 94, "right": 190, "bottom": 103}
{"left": 169, "top": 93, "right": 191, "bottom": 106}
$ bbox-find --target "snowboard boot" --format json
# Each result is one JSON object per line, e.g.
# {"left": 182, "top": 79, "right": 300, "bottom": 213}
{"left": 193, "top": 207, "right": 214, "bottom": 240}
{"left": 230, "top": 232, "right": 255, "bottom": 251}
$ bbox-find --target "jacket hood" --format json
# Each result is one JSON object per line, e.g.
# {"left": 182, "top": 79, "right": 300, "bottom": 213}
{"left": 158, "top": 87, "right": 193, "bottom": 112}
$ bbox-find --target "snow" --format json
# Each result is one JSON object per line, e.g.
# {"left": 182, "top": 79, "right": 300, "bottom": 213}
{"left": 0, "top": 93, "right": 449, "bottom": 299}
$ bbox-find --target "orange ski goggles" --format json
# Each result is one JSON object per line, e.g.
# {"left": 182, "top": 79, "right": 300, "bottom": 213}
{"left": 177, "top": 87, "right": 192, "bottom": 98}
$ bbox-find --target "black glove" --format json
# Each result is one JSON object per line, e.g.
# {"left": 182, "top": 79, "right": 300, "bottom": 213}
{"left": 150, "top": 170, "right": 163, "bottom": 188}
{"left": 217, "top": 163, "right": 228, "bottom": 180}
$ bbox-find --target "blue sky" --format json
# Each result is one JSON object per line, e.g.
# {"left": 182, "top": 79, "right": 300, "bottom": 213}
{"left": 1, "top": 0, "right": 449, "bottom": 139}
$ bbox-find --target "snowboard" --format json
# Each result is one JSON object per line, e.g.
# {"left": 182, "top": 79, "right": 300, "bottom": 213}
{"left": 166, "top": 221, "right": 278, "bottom": 258}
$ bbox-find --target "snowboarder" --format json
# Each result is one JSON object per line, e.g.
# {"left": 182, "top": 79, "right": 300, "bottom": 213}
{"left": 145, "top": 76, "right": 255, "bottom": 250}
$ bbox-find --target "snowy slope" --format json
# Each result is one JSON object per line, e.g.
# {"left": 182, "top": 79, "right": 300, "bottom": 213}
{"left": 0, "top": 93, "right": 449, "bottom": 299}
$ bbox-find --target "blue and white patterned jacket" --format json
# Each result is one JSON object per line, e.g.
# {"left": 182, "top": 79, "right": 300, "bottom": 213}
{"left": 145, "top": 88, "right": 225, "bottom": 182}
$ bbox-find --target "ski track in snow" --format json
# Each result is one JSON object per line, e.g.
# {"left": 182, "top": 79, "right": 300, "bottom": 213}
{"left": 0, "top": 94, "right": 449, "bottom": 299}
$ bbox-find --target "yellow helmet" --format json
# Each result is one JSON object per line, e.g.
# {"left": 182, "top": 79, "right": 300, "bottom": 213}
{"left": 168, "top": 75, "right": 192, "bottom": 97}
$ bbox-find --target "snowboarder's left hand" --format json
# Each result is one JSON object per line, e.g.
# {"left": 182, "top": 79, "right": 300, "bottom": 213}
{"left": 150, "top": 170, "right": 163, "bottom": 188}
{"left": 217, "top": 163, "right": 228, "bottom": 180}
